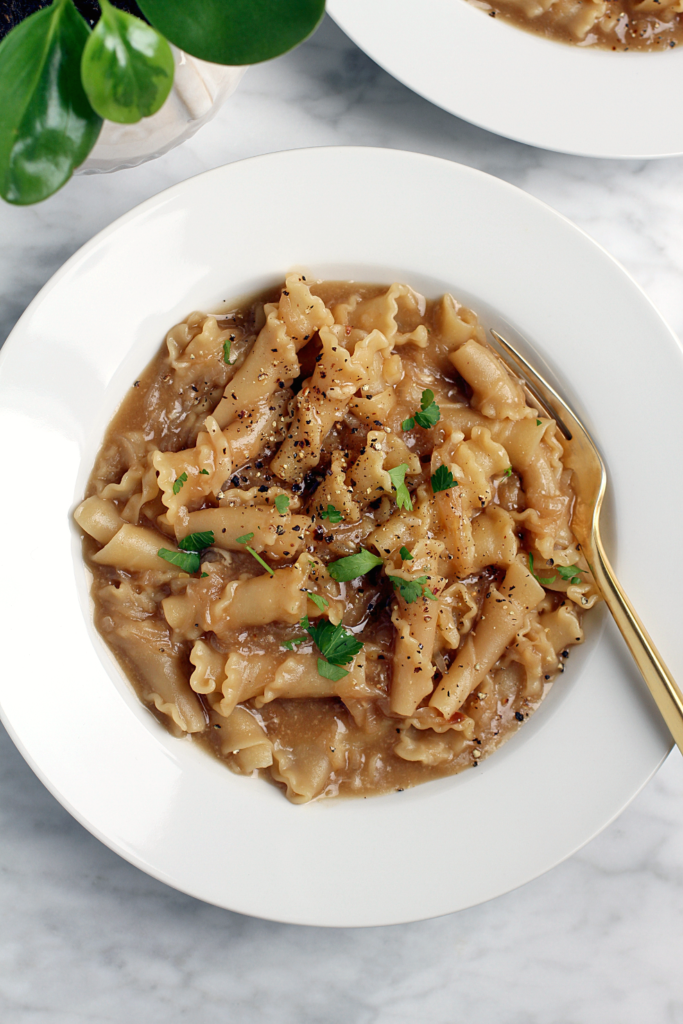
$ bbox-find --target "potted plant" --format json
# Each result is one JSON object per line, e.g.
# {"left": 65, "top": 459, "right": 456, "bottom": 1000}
{"left": 0, "top": 0, "right": 325, "bottom": 204}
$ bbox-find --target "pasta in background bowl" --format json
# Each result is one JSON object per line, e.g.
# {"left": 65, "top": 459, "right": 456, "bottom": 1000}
{"left": 0, "top": 148, "right": 679, "bottom": 926}
{"left": 464, "top": 0, "right": 683, "bottom": 52}
{"left": 327, "top": 0, "right": 683, "bottom": 158}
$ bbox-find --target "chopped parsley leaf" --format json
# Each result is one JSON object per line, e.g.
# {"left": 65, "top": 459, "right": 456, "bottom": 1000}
{"left": 172, "top": 472, "right": 187, "bottom": 495}
{"left": 223, "top": 338, "right": 233, "bottom": 365}
{"left": 327, "top": 548, "right": 384, "bottom": 582}
{"left": 282, "top": 636, "right": 307, "bottom": 651}
{"left": 317, "top": 659, "right": 349, "bottom": 682}
{"left": 320, "top": 503, "right": 343, "bottom": 523}
{"left": 536, "top": 418, "right": 542, "bottom": 426}
{"left": 431, "top": 464, "right": 457, "bottom": 493}
{"left": 388, "top": 463, "right": 413, "bottom": 511}
{"left": 528, "top": 552, "right": 556, "bottom": 587}
{"left": 528, "top": 554, "right": 584, "bottom": 587}
{"left": 555, "top": 564, "right": 584, "bottom": 585}
{"left": 387, "top": 574, "right": 437, "bottom": 604}
{"left": 399, "top": 545, "right": 413, "bottom": 561}
{"left": 178, "top": 530, "right": 214, "bottom": 552}
{"left": 302, "top": 616, "right": 364, "bottom": 667}
{"left": 401, "top": 389, "right": 441, "bottom": 431}
{"left": 306, "top": 591, "right": 329, "bottom": 612}
{"left": 246, "top": 548, "right": 274, "bottom": 576}
{"left": 199, "top": 469, "right": 209, "bottom": 475}
{"left": 158, "top": 548, "right": 201, "bottom": 573}
{"left": 236, "top": 532, "right": 274, "bottom": 576}
{"left": 274, "top": 494, "right": 290, "bottom": 515}
{"left": 504, "top": 467, "right": 513, "bottom": 477}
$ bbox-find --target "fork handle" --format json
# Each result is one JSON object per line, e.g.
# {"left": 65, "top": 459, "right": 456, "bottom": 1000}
{"left": 593, "top": 529, "right": 683, "bottom": 754}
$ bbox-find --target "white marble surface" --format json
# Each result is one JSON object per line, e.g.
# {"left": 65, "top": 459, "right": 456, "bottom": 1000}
{"left": 2, "top": 14, "right": 683, "bottom": 1022}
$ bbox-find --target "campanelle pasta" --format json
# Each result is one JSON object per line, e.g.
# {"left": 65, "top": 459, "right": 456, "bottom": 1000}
{"left": 76, "top": 276, "right": 599, "bottom": 802}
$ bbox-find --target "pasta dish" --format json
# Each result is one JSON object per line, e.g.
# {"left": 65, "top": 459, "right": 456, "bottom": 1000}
{"left": 469, "top": 0, "right": 683, "bottom": 49}
{"left": 75, "top": 276, "right": 598, "bottom": 802}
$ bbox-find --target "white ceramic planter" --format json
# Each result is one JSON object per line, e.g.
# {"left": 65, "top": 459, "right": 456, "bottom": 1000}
{"left": 79, "top": 47, "right": 246, "bottom": 174}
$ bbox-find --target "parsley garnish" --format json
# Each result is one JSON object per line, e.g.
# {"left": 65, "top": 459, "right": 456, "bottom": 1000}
{"left": 316, "top": 660, "right": 349, "bottom": 681}
{"left": 306, "top": 591, "right": 329, "bottom": 612}
{"left": 178, "top": 531, "right": 214, "bottom": 551}
{"left": 399, "top": 545, "right": 413, "bottom": 561}
{"left": 236, "top": 532, "right": 274, "bottom": 576}
{"left": 504, "top": 467, "right": 513, "bottom": 477}
{"left": 387, "top": 463, "right": 413, "bottom": 511}
{"left": 247, "top": 549, "right": 274, "bottom": 575}
{"left": 199, "top": 469, "right": 209, "bottom": 475}
{"left": 431, "top": 464, "right": 457, "bottom": 493}
{"left": 274, "top": 494, "right": 290, "bottom": 515}
{"left": 387, "top": 575, "right": 437, "bottom": 604}
{"left": 158, "top": 548, "right": 201, "bottom": 573}
{"left": 555, "top": 564, "right": 584, "bottom": 585}
{"left": 280, "top": 615, "right": 365, "bottom": 680}
{"left": 282, "top": 636, "right": 307, "bottom": 652}
{"left": 159, "top": 531, "right": 214, "bottom": 573}
{"left": 223, "top": 338, "right": 233, "bottom": 365}
{"left": 302, "top": 616, "right": 364, "bottom": 679}
{"left": 327, "top": 548, "right": 384, "bottom": 582}
{"left": 172, "top": 472, "right": 187, "bottom": 495}
{"left": 320, "top": 504, "right": 343, "bottom": 523}
{"left": 528, "top": 553, "right": 556, "bottom": 587}
{"left": 401, "top": 389, "right": 441, "bottom": 431}
{"left": 536, "top": 418, "right": 542, "bottom": 426}
{"left": 528, "top": 553, "right": 584, "bottom": 587}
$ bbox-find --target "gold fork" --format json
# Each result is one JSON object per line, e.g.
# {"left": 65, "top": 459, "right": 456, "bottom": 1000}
{"left": 490, "top": 328, "right": 683, "bottom": 754}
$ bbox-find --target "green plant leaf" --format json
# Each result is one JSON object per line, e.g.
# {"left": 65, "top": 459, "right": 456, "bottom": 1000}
{"left": 0, "top": 0, "right": 102, "bottom": 205}
{"left": 81, "top": 0, "right": 174, "bottom": 124}
{"left": 136, "top": 0, "right": 326, "bottom": 66}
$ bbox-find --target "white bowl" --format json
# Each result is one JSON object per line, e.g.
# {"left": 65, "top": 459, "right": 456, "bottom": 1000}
{"left": 0, "top": 148, "right": 679, "bottom": 926}
{"left": 328, "top": 0, "right": 683, "bottom": 158}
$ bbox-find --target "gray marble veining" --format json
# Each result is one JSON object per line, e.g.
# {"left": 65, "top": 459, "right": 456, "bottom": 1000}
{"left": 2, "top": 15, "right": 683, "bottom": 1023}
